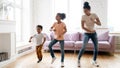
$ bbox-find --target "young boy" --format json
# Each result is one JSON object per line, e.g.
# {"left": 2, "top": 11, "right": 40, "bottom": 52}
{"left": 29, "top": 25, "right": 46, "bottom": 63}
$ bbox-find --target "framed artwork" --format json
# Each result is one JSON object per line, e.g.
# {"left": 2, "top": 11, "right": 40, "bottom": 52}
{"left": 0, "top": 0, "right": 15, "bottom": 21}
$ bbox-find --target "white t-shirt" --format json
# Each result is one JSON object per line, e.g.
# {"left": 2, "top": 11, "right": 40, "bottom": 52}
{"left": 33, "top": 33, "right": 44, "bottom": 46}
{"left": 82, "top": 13, "right": 98, "bottom": 33}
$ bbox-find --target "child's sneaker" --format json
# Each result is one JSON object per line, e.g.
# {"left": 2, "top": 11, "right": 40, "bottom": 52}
{"left": 51, "top": 57, "right": 56, "bottom": 64}
{"left": 37, "top": 58, "right": 42, "bottom": 63}
{"left": 61, "top": 62, "right": 64, "bottom": 67}
{"left": 91, "top": 60, "right": 99, "bottom": 67}
{"left": 78, "top": 60, "right": 81, "bottom": 67}
{"left": 37, "top": 60, "right": 40, "bottom": 63}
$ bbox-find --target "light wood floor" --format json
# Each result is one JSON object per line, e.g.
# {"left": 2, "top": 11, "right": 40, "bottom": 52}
{"left": 2, "top": 51, "right": 120, "bottom": 68}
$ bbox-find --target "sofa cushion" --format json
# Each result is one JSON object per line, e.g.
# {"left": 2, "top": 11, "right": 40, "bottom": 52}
{"left": 50, "top": 32, "right": 80, "bottom": 41}
{"left": 43, "top": 33, "right": 51, "bottom": 41}
{"left": 64, "top": 41, "right": 75, "bottom": 48}
{"left": 75, "top": 41, "right": 110, "bottom": 49}
{"left": 75, "top": 41, "right": 83, "bottom": 47}
{"left": 50, "top": 41, "right": 75, "bottom": 48}
{"left": 80, "top": 31, "right": 109, "bottom": 41}
{"left": 81, "top": 33, "right": 84, "bottom": 41}
{"left": 98, "top": 41, "right": 111, "bottom": 49}
{"left": 43, "top": 41, "right": 51, "bottom": 49}
{"left": 97, "top": 31, "right": 109, "bottom": 41}
{"left": 50, "top": 32, "right": 54, "bottom": 40}
{"left": 64, "top": 32, "right": 80, "bottom": 41}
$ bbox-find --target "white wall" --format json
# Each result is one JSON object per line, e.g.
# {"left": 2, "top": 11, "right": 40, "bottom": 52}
{"left": 0, "top": 21, "right": 15, "bottom": 33}
{"left": 21, "top": 0, "right": 33, "bottom": 41}
{"left": 0, "top": 20, "right": 16, "bottom": 58}
{"left": 108, "top": 0, "right": 120, "bottom": 32}
{"left": 32, "top": 0, "right": 108, "bottom": 33}
{"left": 0, "top": 34, "right": 11, "bottom": 57}
{"left": 32, "top": 0, "right": 52, "bottom": 33}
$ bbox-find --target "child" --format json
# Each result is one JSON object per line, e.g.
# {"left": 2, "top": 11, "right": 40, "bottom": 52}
{"left": 49, "top": 13, "right": 67, "bottom": 67}
{"left": 78, "top": 2, "right": 101, "bottom": 67}
{"left": 29, "top": 25, "right": 46, "bottom": 63}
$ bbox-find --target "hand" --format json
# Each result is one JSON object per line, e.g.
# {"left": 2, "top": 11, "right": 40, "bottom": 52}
{"left": 90, "top": 30, "right": 96, "bottom": 33}
{"left": 50, "top": 28, "right": 56, "bottom": 31}
{"left": 29, "top": 40, "right": 31, "bottom": 43}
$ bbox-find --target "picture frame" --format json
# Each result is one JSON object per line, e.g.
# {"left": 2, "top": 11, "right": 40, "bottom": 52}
{"left": 0, "top": 0, "right": 15, "bottom": 21}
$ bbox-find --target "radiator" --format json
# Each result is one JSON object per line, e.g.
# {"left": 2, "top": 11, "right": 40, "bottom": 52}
{"left": 18, "top": 46, "right": 32, "bottom": 54}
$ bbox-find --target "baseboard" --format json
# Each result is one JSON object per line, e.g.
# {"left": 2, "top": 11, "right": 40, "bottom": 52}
{"left": 16, "top": 48, "right": 35, "bottom": 58}
{"left": 16, "top": 43, "right": 35, "bottom": 58}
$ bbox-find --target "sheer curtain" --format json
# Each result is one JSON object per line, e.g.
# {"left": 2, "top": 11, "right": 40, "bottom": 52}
{"left": 52, "top": 0, "right": 82, "bottom": 32}
{"left": 16, "top": 0, "right": 31, "bottom": 43}
{"left": 108, "top": 0, "right": 120, "bottom": 33}
{"left": 15, "top": 0, "right": 22, "bottom": 42}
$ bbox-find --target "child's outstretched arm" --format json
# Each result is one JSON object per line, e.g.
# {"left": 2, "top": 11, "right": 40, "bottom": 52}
{"left": 50, "top": 27, "right": 54, "bottom": 31}
{"left": 41, "top": 37, "right": 46, "bottom": 45}
{"left": 50, "top": 23, "right": 56, "bottom": 31}
{"left": 29, "top": 36, "right": 33, "bottom": 42}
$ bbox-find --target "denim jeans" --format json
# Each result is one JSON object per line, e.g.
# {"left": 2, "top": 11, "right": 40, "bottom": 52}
{"left": 48, "top": 39, "right": 64, "bottom": 62}
{"left": 78, "top": 32, "right": 98, "bottom": 61}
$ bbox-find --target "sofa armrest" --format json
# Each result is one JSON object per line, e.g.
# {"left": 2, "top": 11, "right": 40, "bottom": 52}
{"left": 108, "top": 36, "right": 115, "bottom": 53}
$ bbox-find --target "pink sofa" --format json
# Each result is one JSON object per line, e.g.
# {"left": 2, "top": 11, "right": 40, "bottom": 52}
{"left": 43, "top": 31, "right": 115, "bottom": 53}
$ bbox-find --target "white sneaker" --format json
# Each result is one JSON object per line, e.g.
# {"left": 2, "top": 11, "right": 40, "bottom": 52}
{"left": 51, "top": 57, "right": 56, "bottom": 64}
{"left": 91, "top": 60, "right": 99, "bottom": 67}
{"left": 78, "top": 60, "right": 80, "bottom": 67}
{"left": 61, "top": 62, "right": 64, "bottom": 67}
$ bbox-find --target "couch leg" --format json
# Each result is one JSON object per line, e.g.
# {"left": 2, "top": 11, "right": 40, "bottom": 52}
{"left": 43, "top": 50, "right": 49, "bottom": 53}
{"left": 74, "top": 50, "right": 76, "bottom": 54}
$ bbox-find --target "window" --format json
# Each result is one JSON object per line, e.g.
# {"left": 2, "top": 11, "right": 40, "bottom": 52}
{"left": 108, "top": 0, "right": 120, "bottom": 33}
{"left": 21, "top": 0, "right": 31, "bottom": 42}
{"left": 15, "top": 0, "right": 31, "bottom": 43}
{"left": 15, "top": 0, "right": 22, "bottom": 42}
{"left": 69, "top": 0, "right": 82, "bottom": 32}
{"left": 0, "top": 0, "right": 15, "bottom": 20}
{"left": 52, "top": 0, "right": 82, "bottom": 32}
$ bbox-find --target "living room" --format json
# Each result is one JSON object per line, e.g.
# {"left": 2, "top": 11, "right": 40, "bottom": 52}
{"left": 0, "top": 0, "right": 120, "bottom": 68}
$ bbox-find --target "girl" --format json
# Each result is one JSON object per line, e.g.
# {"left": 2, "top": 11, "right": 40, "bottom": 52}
{"left": 78, "top": 2, "right": 101, "bottom": 67}
{"left": 49, "top": 13, "right": 67, "bottom": 67}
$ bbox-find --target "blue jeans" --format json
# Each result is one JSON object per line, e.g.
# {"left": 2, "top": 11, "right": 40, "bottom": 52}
{"left": 48, "top": 39, "right": 64, "bottom": 62}
{"left": 78, "top": 32, "right": 98, "bottom": 61}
